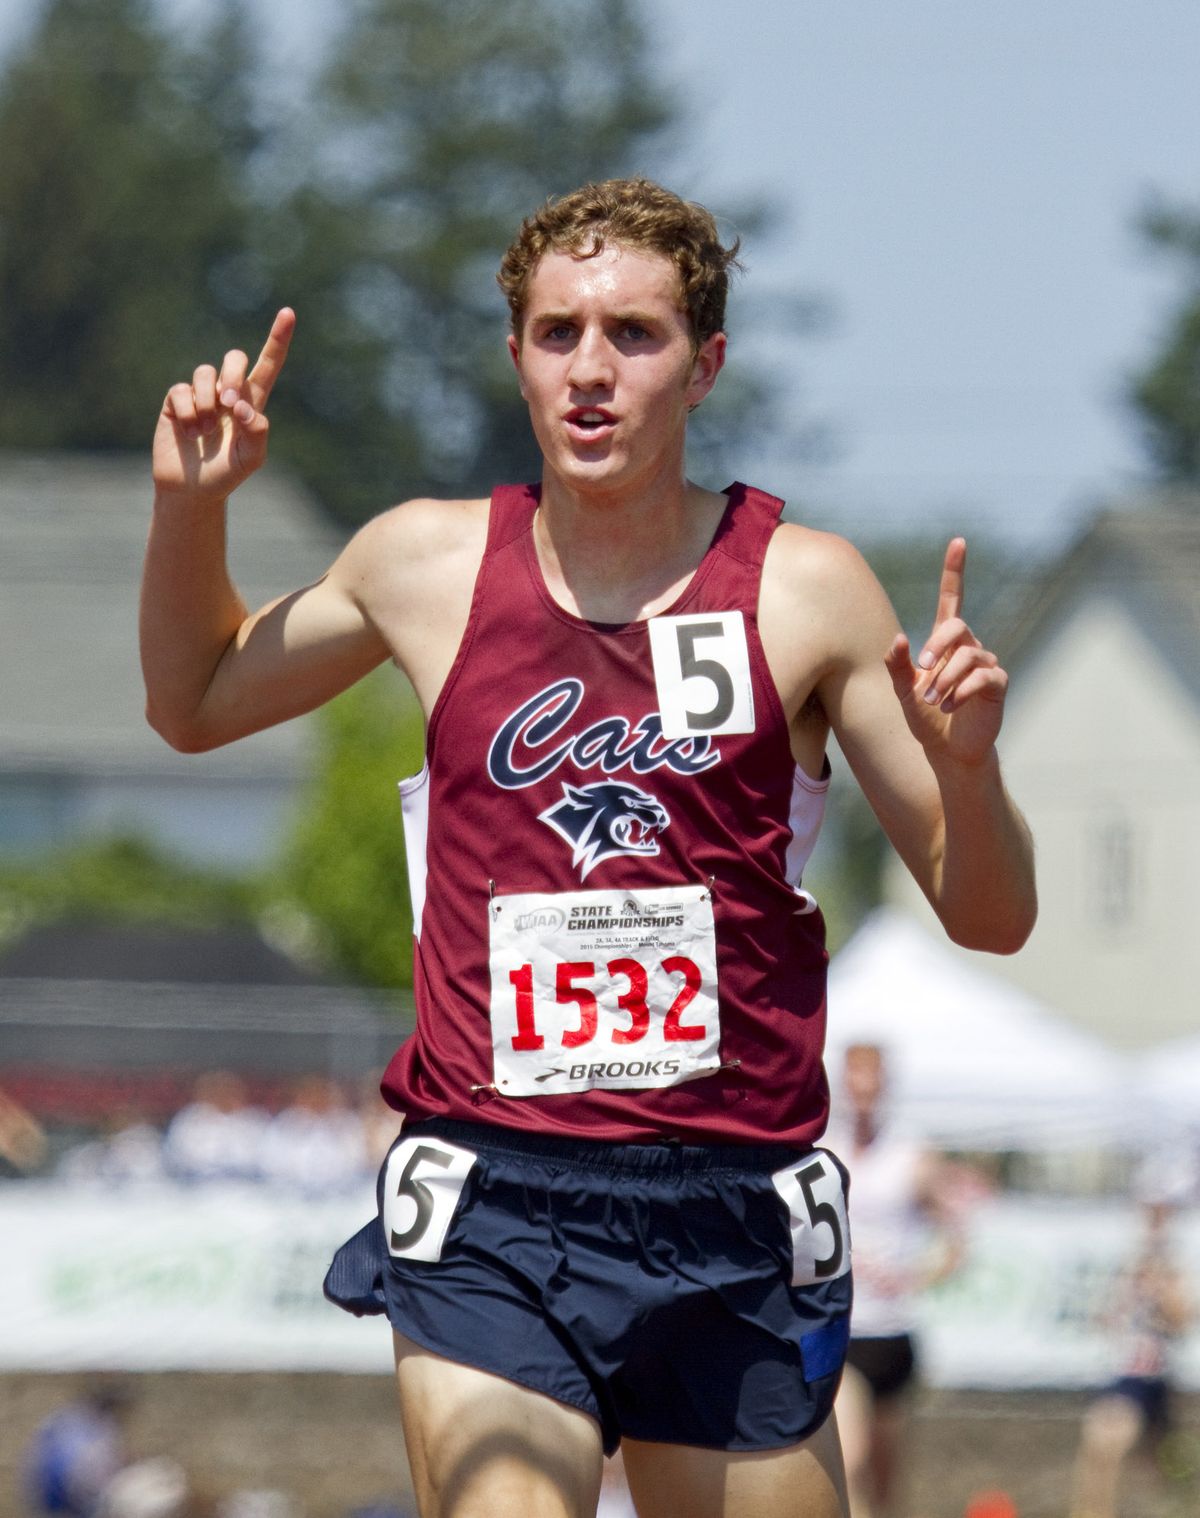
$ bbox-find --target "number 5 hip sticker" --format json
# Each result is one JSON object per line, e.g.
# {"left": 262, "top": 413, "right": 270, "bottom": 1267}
{"left": 648, "top": 612, "right": 756, "bottom": 738}
{"left": 771, "top": 1151, "right": 852, "bottom": 1286}
{"left": 383, "top": 1136, "right": 478, "bottom": 1263}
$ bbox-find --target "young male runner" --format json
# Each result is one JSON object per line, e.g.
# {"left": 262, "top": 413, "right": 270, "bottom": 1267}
{"left": 141, "top": 179, "right": 1036, "bottom": 1518}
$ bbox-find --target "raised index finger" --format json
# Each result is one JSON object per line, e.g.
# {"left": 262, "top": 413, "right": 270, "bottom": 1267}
{"left": 933, "top": 536, "right": 967, "bottom": 628}
{"left": 246, "top": 307, "right": 296, "bottom": 411}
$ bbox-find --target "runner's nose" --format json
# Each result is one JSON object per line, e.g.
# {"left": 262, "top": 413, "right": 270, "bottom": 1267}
{"left": 568, "top": 327, "right": 614, "bottom": 394}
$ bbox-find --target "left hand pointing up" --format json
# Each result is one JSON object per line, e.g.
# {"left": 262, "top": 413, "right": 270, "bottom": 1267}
{"left": 882, "top": 537, "right": 1008, "bottom": 767}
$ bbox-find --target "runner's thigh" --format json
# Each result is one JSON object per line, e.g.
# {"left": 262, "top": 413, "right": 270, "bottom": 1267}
{"left": 394, "top": 1331, "right": 605, "bottom": 1518}
{"left": 622, "top": 1412, "right": 848, "bottom": 1518}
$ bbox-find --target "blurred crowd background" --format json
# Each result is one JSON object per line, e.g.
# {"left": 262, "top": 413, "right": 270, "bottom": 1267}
{"left": 1, "top": 0, "right": 1199, "bottom": 1515}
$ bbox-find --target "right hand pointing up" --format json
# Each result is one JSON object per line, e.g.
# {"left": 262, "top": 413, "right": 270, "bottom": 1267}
{"left": 153, "top": 307, "right": 295, "bottom": 503}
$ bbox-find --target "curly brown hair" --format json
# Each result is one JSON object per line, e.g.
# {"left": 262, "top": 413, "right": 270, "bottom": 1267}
{"left": 497, "top": 178, "right": 740, "bottom": 349}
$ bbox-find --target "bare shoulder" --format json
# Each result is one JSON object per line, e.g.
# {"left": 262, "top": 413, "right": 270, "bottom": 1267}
{"left": 336, "top": 495, "right": 490, "bottom": 602}
{"left": 763, "top": 521, "right": 885, "bottom": 606}
{"left": 330, "top": 495, "right": 491, "bottom": 711}
{"left": 760, "top": 521, "right": 898, "bottom": 671}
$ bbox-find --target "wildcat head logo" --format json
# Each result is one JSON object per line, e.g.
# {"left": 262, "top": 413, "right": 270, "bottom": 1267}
{"left": 539, "top": 781, "right": 670, "bottom": 880}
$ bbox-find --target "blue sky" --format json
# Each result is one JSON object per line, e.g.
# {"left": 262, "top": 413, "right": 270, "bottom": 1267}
{"left": 642, "top": 0, "right": 1199, "bottom": 551}
{"left": 4, "top": 0, "right": 1197, "bottom": 553}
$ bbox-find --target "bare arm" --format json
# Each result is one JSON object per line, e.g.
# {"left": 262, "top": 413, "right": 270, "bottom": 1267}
{"left": 762, "top": 530, "right": 1036, "bottom": 953}
{"left": 140, "top": 310, "right": 391, "bottom": 751}
{"left": 839, "top": 537, "right": 1035, "bottom": 951}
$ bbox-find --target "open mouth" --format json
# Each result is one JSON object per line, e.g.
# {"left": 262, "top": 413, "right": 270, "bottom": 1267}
{"left": 566, "top": 408, "right": 616, "bottom": 439}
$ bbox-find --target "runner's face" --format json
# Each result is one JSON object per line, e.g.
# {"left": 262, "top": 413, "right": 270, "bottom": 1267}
{"left": 844, "top": 1049, "right": 886, "bottom": 1115}
{"left": 508, "top": 244, "right": 724, "bottom": 492}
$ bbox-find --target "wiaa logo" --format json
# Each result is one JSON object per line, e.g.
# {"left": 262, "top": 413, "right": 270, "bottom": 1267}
{"left": 538, "top": 780, "right": 669, "bottom": 880}
{"left": 514, "top": 907, "right": 566, "bottom": 932}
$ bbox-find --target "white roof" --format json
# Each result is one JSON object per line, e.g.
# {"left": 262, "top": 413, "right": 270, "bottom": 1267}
{"left": 825, "top": 908, "right": 1132, "bottom": 1150}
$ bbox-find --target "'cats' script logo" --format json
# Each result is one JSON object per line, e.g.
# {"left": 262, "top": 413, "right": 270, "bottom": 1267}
{"left": 487, "top": 679, "right": 720, "bottom": 790}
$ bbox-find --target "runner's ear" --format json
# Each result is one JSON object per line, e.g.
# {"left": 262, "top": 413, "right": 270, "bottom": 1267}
{"left": 685, "top": 331, "right": 726, "bottom": 409}
{"left": 507, "top": 334, "right": 528, "bottom": 399}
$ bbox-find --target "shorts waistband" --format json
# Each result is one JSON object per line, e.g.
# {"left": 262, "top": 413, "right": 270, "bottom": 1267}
{"left": 405, "top": 1116, "right": 816, "bottom": 1177}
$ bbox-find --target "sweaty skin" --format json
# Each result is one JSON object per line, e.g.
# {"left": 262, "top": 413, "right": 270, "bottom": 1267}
{"left": 142, "top": 251, "right": 1033, "bottom": 954}
{"left": 141, "top": 235, "right": 1035, "bottom": 1518}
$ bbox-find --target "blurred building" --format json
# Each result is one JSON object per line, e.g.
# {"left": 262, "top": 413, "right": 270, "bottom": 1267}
{"left": 0, "top": 451, "right": 345, "bottom": 867}
{"left": 884, "top": 495, "right": 1200, "bottom": 1049}
{"left": 0, "top": 918, "right": 411, "bottom": 1148}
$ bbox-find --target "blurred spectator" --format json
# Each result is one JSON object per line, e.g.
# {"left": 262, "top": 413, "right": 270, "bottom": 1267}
{"left": 214, "top": 1491, "right": 300, "bottom": 1518}
{"left": 163, "top": 1072, "right": 269, "bottom": 1184}
{"left": 828, "top": 1042, "right": 967, "bottom": 1518}
{"left": 260, "top": 1076, "right": 368, "bottom": 1197}
{"left": 0, "top": 1084, "right": 47, "bottom": 1176}
{"left": 23, "top": 1378, "right": 135, "bottom": 1516}
{"left": 355, "top": 1073, "right": 403, "bottom": 1174}
{"left": 58, "top": 1109, "right": 166, "bottom": 1188}
{"left": 95, "top": 1458, "right": 189, "bottom": 1518}
{"left": 1069, "top": 1192, "right": 1194, "bottom": 1518}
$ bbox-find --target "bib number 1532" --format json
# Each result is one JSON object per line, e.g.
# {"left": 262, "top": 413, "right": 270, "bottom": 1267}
{"left": 507, "top": 954, "right": 707, "bottom": 1052}
{"left": 489, "top": 885, "right": 721, "bottom": 1096}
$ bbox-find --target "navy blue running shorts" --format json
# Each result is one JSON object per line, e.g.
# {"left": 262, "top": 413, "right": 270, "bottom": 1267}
{"left": 845, "top": 1333, "right": 919, "bottom": 1401}
{"left": 1109, "top": 1374, "right": 1171, "bottom": 1437}
{"left": 325, "top": 1117, "right": 853, "bottom": 1455}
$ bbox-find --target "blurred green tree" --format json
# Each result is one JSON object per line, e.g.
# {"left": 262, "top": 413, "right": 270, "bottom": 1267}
{"left": 0, "top": 0, "right": 261, "bottom": 449}
{"left": 267, "top": 0, "right": 677, "bottom": 525}
{"left": 1129, "top": 195, "right": 1200, "bottom": 486}
{"left": 276, "top": 670, "right": 425, "bottom": 989}
{"left": 0, "top": 836, "right": 260, "bottom": 949}
{"left": 0, "top": 683, "right": 424, "bottom": 991}
{"left": 0, "top": 0, "right": 829, "bottom": 980}
{"left": 0, "top": 0, "right": 805, "bottom": 528}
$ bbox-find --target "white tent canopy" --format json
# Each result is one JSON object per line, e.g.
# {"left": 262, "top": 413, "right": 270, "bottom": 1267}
{"left": 1135, "top": 1035, "right": 1200, "bottom": 1137}
{"left": 824, "top": 909, "right": 1132, "bottom": 1151}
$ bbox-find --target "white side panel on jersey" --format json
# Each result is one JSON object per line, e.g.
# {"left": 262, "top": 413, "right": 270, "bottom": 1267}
{"left": 784, "top": 763, "right": 831, "bottom": 906}
{"left": 398, "top": 763, "right": 430, "bottom": 939}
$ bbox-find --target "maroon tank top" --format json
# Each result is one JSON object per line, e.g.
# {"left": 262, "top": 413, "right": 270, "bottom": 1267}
{"left": 381, "top": 481, "right": 832, "bottom": 1146}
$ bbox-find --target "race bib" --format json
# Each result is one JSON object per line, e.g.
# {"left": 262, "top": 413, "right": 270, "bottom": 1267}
{"left": 648, "top": 612, "right": 756, "bottom": 739}
{"left": 488, "top": 884, "right": 721, "bottom": 1096}
{"left": 771, "top": 1150, "right": 852, "bottom": 1286}
{"left": 383, "top": 1135, "right": 477, "bottom": 1263}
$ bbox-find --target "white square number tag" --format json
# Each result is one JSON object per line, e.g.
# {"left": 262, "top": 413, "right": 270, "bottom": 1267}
{"left": 488, "top": 884, "right": 721, "bottom": 1096}
{"left": 648, "top": 611, "right": 755, "bottom": 739}
{"left": 383, "top": 1136, "right": 477, "bottom": 1262}
{"left": 771, "top": 1150, "right": 852, "bottom": 1286}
